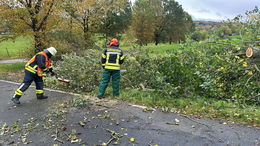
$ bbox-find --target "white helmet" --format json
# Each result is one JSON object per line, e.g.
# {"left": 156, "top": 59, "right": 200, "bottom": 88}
{"left": 46, "top": 47, "right": 57, "bottom": 56}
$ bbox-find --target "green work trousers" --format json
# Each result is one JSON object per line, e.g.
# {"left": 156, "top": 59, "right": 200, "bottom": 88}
{"left": 98, "top": 69, "right": 120, "bottom": 97}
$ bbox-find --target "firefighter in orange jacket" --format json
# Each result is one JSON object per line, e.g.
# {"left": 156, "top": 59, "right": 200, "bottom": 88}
{"left": 11, "top": 47, "right": 57, "bottom": 104}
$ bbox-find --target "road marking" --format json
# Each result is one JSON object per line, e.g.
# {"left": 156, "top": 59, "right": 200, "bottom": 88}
{"left": 0, "top": 79, "right": 82, "bottom": 97}
{"left": 0, "top": 79, "right": 147, "bottom": 110}
{"left": 0, "top": 59, "right": 27, "bottom": 64}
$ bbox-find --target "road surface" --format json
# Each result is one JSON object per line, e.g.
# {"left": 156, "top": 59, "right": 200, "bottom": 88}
{"left": 0, "top": 80, "right": 259, "bottom": 146}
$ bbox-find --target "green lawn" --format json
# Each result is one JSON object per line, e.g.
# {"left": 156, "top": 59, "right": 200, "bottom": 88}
{"left": 122, "top": 43, "right": 182, "bottom": 58}
{"left": 0, "top": 35, "right": 32, "bottom": 60}
{"left": 143, "top": 43, "right": 181, "bottom": 54}
{"left": 0, "top": 62, "right": 25, "bottom": 73}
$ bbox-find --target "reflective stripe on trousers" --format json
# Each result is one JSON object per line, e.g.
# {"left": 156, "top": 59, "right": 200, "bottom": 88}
{"left": 13, "top": 70, "right": 44, "bottom": 99}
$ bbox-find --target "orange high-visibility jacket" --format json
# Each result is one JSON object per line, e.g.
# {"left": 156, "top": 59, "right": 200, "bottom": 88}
{"left": 25, "top": 51, "right": 51, "bottom": 77}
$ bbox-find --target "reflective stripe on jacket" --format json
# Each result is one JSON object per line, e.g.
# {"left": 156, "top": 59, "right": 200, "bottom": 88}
{"left": 101, "top": 46, "right": 125, "bottom": 70}
{"left": 25, "top": 51, "right": 51, "bottom": 77}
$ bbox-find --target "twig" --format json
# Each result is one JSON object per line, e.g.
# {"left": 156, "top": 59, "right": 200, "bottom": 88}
{"left": 54, "top": 128, "right": 64, "bottom": 144}
{"left": 254, "top": 64, "right": 260, "bottom": 72}
{"left": 25, "top": 125, "right": 38, "bottom": 133}
{"left": 122, "top": 76, "right": 135, "bottom": 88}
{"left": 125, "top": 51, "right": 143, "bottom": 56}
{"left": 95, "top": 103, "right": 110, "bottom": 108}
{"left": 95, "top": 43, "right": 104, "bottom": 50}
{"left": 179, "top": 114, "right": 210, "bottom": 128}
{"left": 139, "top": 83, "right": 155, "bottom": 92}
{"left": 245, "top": 74, "right": 255, "bottom": 85}
{"left": 102, "top": 129, "right": 122, "bottom": 146}
{"left": 55, "top": 138, "right": 64, "bottom": 144}
{"left": 104, "top": 137, "right": 114, "bottom": 146}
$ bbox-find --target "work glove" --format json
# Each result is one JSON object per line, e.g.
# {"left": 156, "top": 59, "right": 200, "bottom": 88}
{"left": 50, "top": 71, "right": 56, "bottom": 77}
{"left": 47, "top": 68, "right": 56, "bottom": 76}
{"left": 48, "top": 68, "right": 53, "bottom": 73}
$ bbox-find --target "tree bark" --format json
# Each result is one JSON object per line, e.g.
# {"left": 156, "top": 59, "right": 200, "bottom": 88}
{"left": 34, "top": 33, "right": 46, "bottom": 53}
{"left": 154, "top": 33, "right": 160, "bottom": 45}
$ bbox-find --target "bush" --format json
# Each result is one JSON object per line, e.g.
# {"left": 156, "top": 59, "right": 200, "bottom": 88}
{"left": 46, "top": 39, "right": 260, "bottom": 105}
{"left": 191, "top": 31, "right": 207, "bottom": 41}
{"left": 45, "top": 49, "right": 102, "bottom": 93}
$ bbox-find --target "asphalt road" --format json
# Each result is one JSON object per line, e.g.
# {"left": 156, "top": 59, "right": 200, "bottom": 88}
{"left": 0, "top": 80, "right": 259, "bottom": 146}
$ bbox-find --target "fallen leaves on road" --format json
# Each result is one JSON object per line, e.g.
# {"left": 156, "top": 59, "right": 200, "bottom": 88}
{"left": 129, "top": 137, "right": 135, "bottom": 142}
{"left": 0, "top": 123, "right": 7, "bottom": 136}
{"left": 102, "top": 129, "right": 123, "bottom": 146}
{"left": 175, "top": 118, "right": 180, "bottom": 125}
{"left": 161, "top": 106, "right": 176, "bottom": 113}
{"left": 78, "top": 121, "right": 86, "bottom": 127}
{"left": 165, "top": 118, "right": 180, "bottom": 126}
{"left": 67, "top": 129, "right": 81, "bottom": 144}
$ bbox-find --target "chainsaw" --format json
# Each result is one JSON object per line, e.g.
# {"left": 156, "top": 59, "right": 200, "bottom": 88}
{"left": 50, "top": 73, "right": 70, "bottom": 84}
{"left": 56, "top": 76, "right": 70, "bottom": 84}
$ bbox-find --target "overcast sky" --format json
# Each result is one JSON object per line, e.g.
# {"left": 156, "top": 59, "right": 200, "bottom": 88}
{"left": 130, "top": 0, "right": 260, "bottom": 21}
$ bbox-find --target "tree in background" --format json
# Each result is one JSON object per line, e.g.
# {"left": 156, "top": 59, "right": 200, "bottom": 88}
{"left": 131, "top": 0, "right": 194, "bottom": 45}
{"left": 62, "top": 0, "right": 96, "bottom": 49}
{"left": 232, "top": 7, "right": 260, "bottom": 40}
{"left": 162, "top": 0, "right": 194, "bottom": 43}
{"left": 98, "top": 0, "right": 132, "bottom": 41}
{"left": 0, "top": 19, "right": 11, "bottom": 34}
{"left": 62, "top": 0, "right": 127, "bottom": 49}
{"left": 0, "top": 0, "right": 61, "bottom": 53}
{"left": 150, "top": 0, "right": 165, "bottom": 45}
{"left": 0, "top": 0, "right": 196, "bottom": 52}
{"left": 131, "top": 0, "right": 156, "bottom": 45}
{"left": 191, "top": 30, "right": 208, "bottom": 42}
{"left": 207, "top": 7, "right": 260, "bottom": 41}
{"left": 214, "top": 25, "right": 232, "bottom": 38}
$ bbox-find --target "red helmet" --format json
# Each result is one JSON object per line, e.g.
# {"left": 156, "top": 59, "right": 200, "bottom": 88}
{"left": 109, "top": 38, "right": 119, "bottom": 47}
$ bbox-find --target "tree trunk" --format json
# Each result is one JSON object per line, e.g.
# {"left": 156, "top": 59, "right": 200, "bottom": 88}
{"left": 246, "top": 47, "right": 260, "bottom": 58}
{"left": 34, "top": 33, "right": 45, "bottom": 53}
{"left": 69, "top": 17, "right": 73, "bottom": 34}
{"left": 83, "top": 30, "right": 88, "bottom": 49}
{"left": 154, "top": 33, "right": 160, "bottom": 45}
{"left": 155, "top": 40, "right": 159, "bottom": 46}
{"left": 83, "top": 14, "right": 89, "bottom": 50}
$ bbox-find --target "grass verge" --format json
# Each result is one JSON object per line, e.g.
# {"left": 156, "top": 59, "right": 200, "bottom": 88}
{"left": 114, "top": 89, "right": 260, "bottom": 127}
{"left": 0, "top": 62, "right": 25, "bottom": 73}
{"left": 0, "top": 63, "right": 25, "bottom": 82}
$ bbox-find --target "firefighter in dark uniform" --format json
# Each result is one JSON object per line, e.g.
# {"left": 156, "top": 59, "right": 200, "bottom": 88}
{"left": 11, "top": 47, "right": 57, "bottom": 104}
{"left": 97, "top": 38, "right": 125, "bottom": 99}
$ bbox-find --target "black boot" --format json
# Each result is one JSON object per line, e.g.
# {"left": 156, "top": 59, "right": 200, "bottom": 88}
{"left": 97, "top": 96, "right": 105, "bottom": 99}
{"left": 11, "top": 97, "right": 21, "bottom": 104}
{"left": 12, "top": 94, "right": 21, "bottom": 104}
{"left": 37, "top": 94, "right": 48, "bottom": 100}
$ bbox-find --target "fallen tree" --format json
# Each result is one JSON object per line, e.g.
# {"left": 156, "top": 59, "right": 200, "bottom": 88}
{"left": 246, "top": 47, "right": 260, "bottom": 58}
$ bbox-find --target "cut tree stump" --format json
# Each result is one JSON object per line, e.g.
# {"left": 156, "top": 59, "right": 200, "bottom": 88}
{"left": 246, "top": 47, "right": 260, "bottom": 58}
